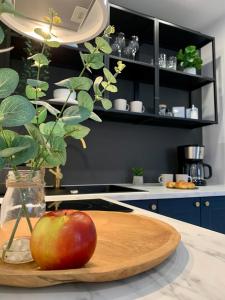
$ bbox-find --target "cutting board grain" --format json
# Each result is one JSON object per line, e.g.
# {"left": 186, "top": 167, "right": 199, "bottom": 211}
{"left": 0, "top": 211, "right": 181, "bottom": 288}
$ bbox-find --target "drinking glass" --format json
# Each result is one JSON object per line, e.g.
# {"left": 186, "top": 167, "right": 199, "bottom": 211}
{"left": 167, "top": 56, "right": 177, "bottom": 70}
{"left": 159, "top": 53, "right": 167, "bottom": 68}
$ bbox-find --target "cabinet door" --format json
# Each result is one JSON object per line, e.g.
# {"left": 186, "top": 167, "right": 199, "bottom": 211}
{"left": 122, "top": 200, "right": 158, "bottom": 213}
{"left": 158, "top": 198, "right": 201, "bottom": 226}
{"left": 201, "top": 197, "right": 225, "bottom": 234}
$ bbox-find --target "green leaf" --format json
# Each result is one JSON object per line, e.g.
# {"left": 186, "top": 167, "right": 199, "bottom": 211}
{"left": 103, "top": 68, "right": 116, "bottom": 83}
{"left": 45, "top": 40, "right": 60, "bottom": 48}
{"left": 55, "top": 77, "right": 92, "bottom": 91}
{"left": 101, "top": 98, "right": 112, "bottom": 110}
{"left": 27, "top": 79, "right": 49, "bottom": 91}
{"left": 0, "top": 26, "right": 5, "bottom": 44}
{"left": 28, "top": 53, "right": 50, "bottom": 67}
{"left": 93, "top": 76, "right": 103, "bottom": 97}
{"left": 0, "top": 2, "right": 17, "bottom": 14}
{"left": 40, "top": 121, "right": 65, "bottom": 137}
{"left": 82, "top": 53, "right": 104, "bottom": 70}
{"left": 0, "top": 144, "right": 30, "bottom": 158}
{"left": 61, "top": 105, "right": 90, "bottom": 125}
{"left": 0, "top": 68, "right": 19, "bottom": 99}
{"left": 30, "top": 101, "right": 60, "bottom": 116}
{"left": 31, "top": 107, "right": 47, "bottom": 125}
{"left": 43, "top": 136, "right": 67, "bottom": 167}
{"left": 25, "top": 123, "right": 46, "bottom": 147}
{"left": 95, "top": 37, "right": 112, "bottom": 54}
{"left": 77, "top": 91, "right": 93, "bottom": 112}
{"left": 64, "top": 124, "right": 90, "bottom": 139}
{"left": 34, "top": 28, "right": 51, "bottom": 40}
{"left": 84, "top": 42, "right": 96, "bottom": 53}
{"left": 0, "top": 130, "right": 17, "bottom": 145}
{"left": 0, "top": 96, "right": 35, "bottom": 127}
{"left": 90, "top": 111, "right": 102, "bottom": 123}
{"left": 26, "top": 85, "right": 45, "bottom": 100}
{"left": 101, "top": 81, "right": 118, "bottom": 93}
{"left": 9, "top": 135, "right": 38, "bottom": 166}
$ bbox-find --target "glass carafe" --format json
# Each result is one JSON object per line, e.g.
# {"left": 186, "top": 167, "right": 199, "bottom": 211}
{"left": 0, "top": 170, "right": 45, "bottom": 264}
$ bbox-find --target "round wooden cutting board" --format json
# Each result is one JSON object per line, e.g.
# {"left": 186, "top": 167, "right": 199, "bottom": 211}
{"left": 0, "top": 211, "right": 181, "bottom": 288}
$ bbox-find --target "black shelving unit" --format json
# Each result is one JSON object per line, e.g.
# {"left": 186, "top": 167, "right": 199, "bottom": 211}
{"left": 103, "top": 3, "right": 218, "bottom": 128}
{"left": 6, "top": 4, "right": 218, "bottom": 129}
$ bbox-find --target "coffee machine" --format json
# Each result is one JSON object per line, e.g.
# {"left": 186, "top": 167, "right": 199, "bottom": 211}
{"left": 177, "top": 145, "right": 212, "bottom": 186}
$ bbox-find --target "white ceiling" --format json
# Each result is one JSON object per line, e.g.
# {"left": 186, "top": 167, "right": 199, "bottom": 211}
{"left": 110, "top": 0, "right": 225, "bottom": 32}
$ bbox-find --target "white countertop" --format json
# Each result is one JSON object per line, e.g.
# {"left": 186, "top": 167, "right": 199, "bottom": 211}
{"left": 0, "top": 195, "right": 225, "bottom": 299}
{"left": 1, "top": 184, "right": 225, "bottom": 204}
{"left": 113, "top": 183, "right": 225, "bottom": 201}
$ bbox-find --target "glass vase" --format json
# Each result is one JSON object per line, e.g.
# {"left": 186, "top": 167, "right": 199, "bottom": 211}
{"left": 0, "top": 170, "right": 45, "bottom": 264}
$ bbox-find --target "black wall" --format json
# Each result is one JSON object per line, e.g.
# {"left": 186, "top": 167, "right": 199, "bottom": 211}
{"left": 58, "top": 120, "right": 202, "bottom": 185}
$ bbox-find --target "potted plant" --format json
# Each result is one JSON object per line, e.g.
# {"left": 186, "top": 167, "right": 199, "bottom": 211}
{"left": 0, "top": 4, "right": 125, "bottom": 263}
{"left": 132, "top": 167, "right": 144, "bottom": 185}
{"left": 176, "top": 45, "right": 203, "bottom": 75}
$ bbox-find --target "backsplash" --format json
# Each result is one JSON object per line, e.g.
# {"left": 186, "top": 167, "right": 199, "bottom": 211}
{"left": 53, "top": 120, "right": 202, "bottom": 185}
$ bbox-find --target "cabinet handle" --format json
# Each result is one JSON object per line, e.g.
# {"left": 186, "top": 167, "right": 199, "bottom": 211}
{"left": 205, "top": 201, "right": 210, "bottom": 207}
{"left": 150, "top": 204, "right": 157, "bottom": 211}
{"left": 194, "top": 201, "right": 201, "bottom": 208}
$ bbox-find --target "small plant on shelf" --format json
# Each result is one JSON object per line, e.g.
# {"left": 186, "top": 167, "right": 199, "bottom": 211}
{"left": 176, "top": 45, "right": 203, "bottom": 75}
{"left": 132, "top": 167, "right": 144, "bottom": 185}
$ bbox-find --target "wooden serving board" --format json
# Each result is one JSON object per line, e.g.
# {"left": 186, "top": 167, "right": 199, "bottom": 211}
{"left": 0, "top": 211, "right": 181, "bottom": 288}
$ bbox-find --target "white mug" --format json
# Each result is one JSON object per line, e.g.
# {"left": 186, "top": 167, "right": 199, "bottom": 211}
{"left": 130, "top": 101, "right": 145, "bottom": 113}
{"left": 176, "top": 174, "right": 192, "bottom": 182}
{"left": 53, "top": 89, "right": 76, "bottom": 101}
{"left": 114, "top": 99, "right": 129, "bottom": 111}
{"left": 158, "top": 174, "right": 174, "bottom": 185}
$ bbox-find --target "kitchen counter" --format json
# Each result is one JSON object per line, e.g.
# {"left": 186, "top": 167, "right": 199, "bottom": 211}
{"left": 0, "top": 196, "right": 225, "bottom": 299}
{"left": 111, "top": 183, "right": 225, "bottom": 201}
{"left": 1, "top": 184, "right": 225, "bottom": 204}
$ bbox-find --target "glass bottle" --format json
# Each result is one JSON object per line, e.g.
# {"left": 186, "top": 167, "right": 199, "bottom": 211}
{"left": 111, "top": 32, "right": 126, "bottom": 57}
{"left": 0, "top": 170, "right": 45, "bottom": 264}
{"left": 123, "top": 35, "right": 139, "bottom": 60}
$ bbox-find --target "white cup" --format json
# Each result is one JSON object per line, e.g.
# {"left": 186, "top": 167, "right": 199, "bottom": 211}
{"left": 176, "top": 174, "right": 192, "bottom": 182}
{"left": 130, "top": 101, "right": 145, "bottom": 113}
{"left": 114, "top": 99, "right": 129, "bottom": 111}
{"left": 158, "top": 174, "right": 174, "bottom": 185}
{"left": 53, "top": 89, "right": 76, "bottom": 101}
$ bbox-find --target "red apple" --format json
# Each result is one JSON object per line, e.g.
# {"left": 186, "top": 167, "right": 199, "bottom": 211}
{"left": 30, "top": 210, "right": 97, "bottom": 270}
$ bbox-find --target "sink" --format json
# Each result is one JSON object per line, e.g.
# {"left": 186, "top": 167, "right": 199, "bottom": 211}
{"left": 45, "top": 184, "right": 146, "bottom": 196}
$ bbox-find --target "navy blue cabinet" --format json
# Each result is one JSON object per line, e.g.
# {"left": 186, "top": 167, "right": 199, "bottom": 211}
{"left": 201, "top": 196, "right": 225, "bottom": 234}
{"left": 157, "top": 198, "right": 201, "bottom": 226}
{"left": 122, "top": 200, "right": 158, "bottom": 213}
{"left": 124, "top": 197, "right": 225, "bottom": 234}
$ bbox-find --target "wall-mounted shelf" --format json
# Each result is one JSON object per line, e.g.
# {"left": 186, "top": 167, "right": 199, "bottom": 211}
{"left": 94, "top": 107, "right": 216, "bottom": 129}
{"left": 159, "top": 68, "right": 215, "bottom": 91}
{"left": 105, "top": 4, "right": 217, "bottom": 127}
{"left": 7, "top": 4, "right": 217, "bottom": 129}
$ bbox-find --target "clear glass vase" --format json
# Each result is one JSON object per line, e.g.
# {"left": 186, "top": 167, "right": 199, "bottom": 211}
{"left": 0, "top": 170, "right": 45, "bottom": 264}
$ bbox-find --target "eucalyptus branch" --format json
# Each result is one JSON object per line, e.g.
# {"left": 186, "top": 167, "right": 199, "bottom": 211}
{"left": 2, "top": 207, "right": 23, "bottom": 260}
{"left": 34, "top": 91, "right": 73, "bottom": 170}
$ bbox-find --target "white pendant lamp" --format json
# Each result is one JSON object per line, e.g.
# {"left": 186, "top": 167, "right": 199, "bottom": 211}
{"left": 1, "top": 0, "right": 109, "bottom": 44}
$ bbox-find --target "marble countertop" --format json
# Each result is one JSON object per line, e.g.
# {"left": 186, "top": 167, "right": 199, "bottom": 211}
{"left": 111, "top": 183, "right": 225, "bottom": 201}
{"left": 0, "top": 196, "right": 225, "bottom": 299}
{"left": 1, "top": 183, "right": 225, "bottom": 204}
